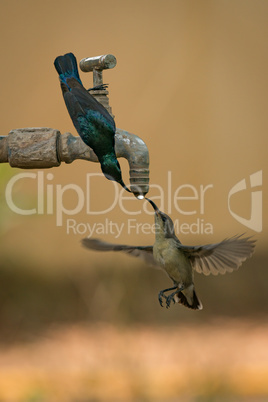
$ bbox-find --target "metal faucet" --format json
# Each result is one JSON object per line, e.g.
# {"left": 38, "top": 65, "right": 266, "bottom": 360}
{"left": 0, "top": 54, "right": 149, "bottom": 198}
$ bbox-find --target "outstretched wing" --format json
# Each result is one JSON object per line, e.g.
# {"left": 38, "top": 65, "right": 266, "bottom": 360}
{"left": 82, "top": 238, "right": 156, "bottom": 266}
{"left": 178, "top": 235, "right": 256, "bottom": 276}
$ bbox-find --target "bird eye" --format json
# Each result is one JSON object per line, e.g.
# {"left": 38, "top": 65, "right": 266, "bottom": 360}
{"left": 162, "top": 216, "right": 167, "bottom": 223}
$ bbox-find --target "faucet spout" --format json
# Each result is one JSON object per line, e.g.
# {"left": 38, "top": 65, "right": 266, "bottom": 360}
{"left": 115, "top": 128, "right": 149, "bottom": 197}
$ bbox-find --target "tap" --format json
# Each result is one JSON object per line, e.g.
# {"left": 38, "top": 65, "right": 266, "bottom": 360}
{"left": 0, "top": 54, "right": 149, "bottom": 198}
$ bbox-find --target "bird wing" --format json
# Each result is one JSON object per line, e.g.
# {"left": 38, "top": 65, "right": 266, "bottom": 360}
{"left": 60, "top": 83, "right": 86, "bottom": 127}
{"left": 81, "top": 238, "right": 157, "bottom": 266}
{"left": 177, "top": 235, "right": 256, "bottom": 276}
{"left": 64, "top": 77, "right": 116, "bottom": 132}
{"left": 61, "top": 79, "right": 116, "bottom": 153}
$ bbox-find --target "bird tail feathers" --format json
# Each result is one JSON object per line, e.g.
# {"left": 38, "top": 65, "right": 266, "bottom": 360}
{"left": 175, "top": 286, "right": 203, "bottom": 310}
{"left": 54, "top": 52, "right": 82, "bottom": 85}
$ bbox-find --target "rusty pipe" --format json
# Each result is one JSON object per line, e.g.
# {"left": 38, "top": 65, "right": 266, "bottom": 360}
{"left": 0, "top": 127, "right": 149, "bottom": 197}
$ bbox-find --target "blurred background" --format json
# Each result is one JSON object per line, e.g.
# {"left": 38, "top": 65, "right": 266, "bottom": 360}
{"left": 0, "top": 0, "right": 267, "bottom": 400}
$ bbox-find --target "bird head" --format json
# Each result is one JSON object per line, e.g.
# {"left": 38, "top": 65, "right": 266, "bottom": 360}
{"left": 101, "top": 157, "right": 131, "bottom": 193}
{"left": 145, "top": 198, "right": 175, "bottom": 239}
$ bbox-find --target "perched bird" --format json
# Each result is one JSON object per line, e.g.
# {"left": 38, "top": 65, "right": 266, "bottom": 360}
{"left": 54, "top": 52, "right": 130, "bottom": 192}
{"left": 82, "top": 198, "right": 256, "bottom": 310}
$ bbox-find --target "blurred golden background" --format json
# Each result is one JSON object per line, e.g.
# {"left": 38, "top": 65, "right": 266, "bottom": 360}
{"left": 0, "top": 0, "right": 267, "bottom": 401}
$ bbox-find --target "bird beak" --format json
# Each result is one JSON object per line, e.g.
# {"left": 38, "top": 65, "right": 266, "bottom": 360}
{"left": 145, "top": 197, "right": 160, "bottom": 215}
{"left": 124, "top": 185, "right": 131, "bottom": 193}
{"left": 119, "top": 180, "right": 131, "bottom": 193}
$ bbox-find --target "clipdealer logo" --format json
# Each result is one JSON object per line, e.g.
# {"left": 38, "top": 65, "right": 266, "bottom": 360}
{"left": 228, "top": 170, "right": 262, "bottom": 233}
{"left": 4, "top": 170, "right": 263, "bottom": 235}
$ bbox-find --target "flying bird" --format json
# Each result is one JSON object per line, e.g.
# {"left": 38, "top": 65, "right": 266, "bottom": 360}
{"left": 54, "top": 52, "right": 130, "bottom": 192}
{"left": 82, "top": 198, "right": 256, "bottom": 310}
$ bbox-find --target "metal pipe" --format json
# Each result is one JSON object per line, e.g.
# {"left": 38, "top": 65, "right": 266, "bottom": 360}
{"left": 0, "top": 127, "right": 149, "bottom": 197}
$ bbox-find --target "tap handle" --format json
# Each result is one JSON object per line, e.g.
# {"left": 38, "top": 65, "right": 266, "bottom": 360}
{"left": 80, "top": 55, "right": 117, "bottom": 73}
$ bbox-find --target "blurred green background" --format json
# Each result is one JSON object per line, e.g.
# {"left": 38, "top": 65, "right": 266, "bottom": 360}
{"left": 0, "top": 0, "right": 267, "bottom": 401}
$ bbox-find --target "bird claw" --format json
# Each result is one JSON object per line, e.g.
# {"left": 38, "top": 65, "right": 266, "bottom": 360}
{"left": 87, "top": 84, "right": 109, "bottom": 91}
{"left": 166, "top": 295, "right": 176, "bottom": 308}
{"left": 158, "top": 289, "right": 176, "bottom": 309}
{"left": 158, "top": 291, "right": 166, "bottom": 308}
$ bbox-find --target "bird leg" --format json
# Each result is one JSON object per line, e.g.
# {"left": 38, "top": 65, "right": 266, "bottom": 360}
{"left": 166, "top": 284, "right": 185, "bottom": 308}
{"left": 158, "top": 285, "right": 178, "bottom": 308}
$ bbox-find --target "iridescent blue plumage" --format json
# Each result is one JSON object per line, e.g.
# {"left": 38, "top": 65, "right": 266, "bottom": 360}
{"left": 54, "top": 52, "right": 130, "bottom": 192}
{"left": 76, "top": 110, "right": 115, "bottom": 149}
